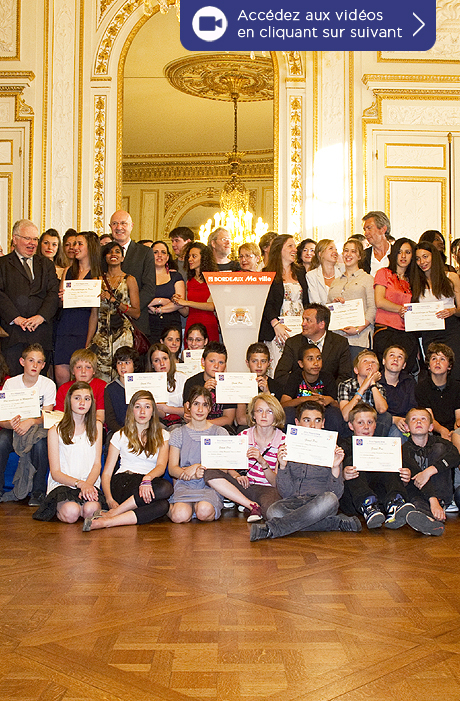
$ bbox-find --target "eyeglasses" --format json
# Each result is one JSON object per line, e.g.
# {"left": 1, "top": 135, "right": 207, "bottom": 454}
{"left": 239, "top": 254, "right": 256, "bottom": 260}
{"left": 254, "top": 408, "right": 274, "bottom": 415}
{"left": 16, "top": 234, "right": 39, "bottom": 244}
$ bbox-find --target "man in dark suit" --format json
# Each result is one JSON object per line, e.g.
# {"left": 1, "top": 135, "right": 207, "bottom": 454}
{"left": 274, "top": 303, "right": 352, "bottom": 388}
{"left": 0, "top": 220, "right": 59, "bottom": 375}
{"left": 362, "top": 211, "right": 391, "bottom": 276}
{"left": 109, "top": 210, "right": 156, "bottom": 337}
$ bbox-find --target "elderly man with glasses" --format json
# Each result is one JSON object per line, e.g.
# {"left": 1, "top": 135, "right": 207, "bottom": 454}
{"left": 0, "top": 220, "right": 59, "bottom": 374}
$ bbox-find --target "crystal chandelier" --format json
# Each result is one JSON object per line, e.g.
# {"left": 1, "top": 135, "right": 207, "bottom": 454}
{"left": 198, "top": 93, "right": 268, "bottom": 246}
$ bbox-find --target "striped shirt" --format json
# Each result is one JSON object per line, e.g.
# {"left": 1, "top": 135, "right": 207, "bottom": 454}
{"left": 241, "top": 426, "right": 285, "bottom": 486}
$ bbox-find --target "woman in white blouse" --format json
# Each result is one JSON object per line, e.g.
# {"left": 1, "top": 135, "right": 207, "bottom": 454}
{"left": 306, "top": 239, "right": 343, "bottom": 304}
{"left": 327, "top": 238, "right": 376, "bottom": 360}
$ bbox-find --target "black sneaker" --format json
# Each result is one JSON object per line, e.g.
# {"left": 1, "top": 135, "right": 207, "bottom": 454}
{"left": 339, "top": 515, "right": 362, "bottom": 532}
{"left": 249, "top": 523, "right": 272, "bottom": 541}
{"left": 361, "top": 499, "right": 385, "bottom": 529}
{"left": 406, "top": 510, "right": 445, "bottom": 536}
{"left": 28, "top": 492, "right": 45, "bottom": 507}
{"left": 384, "top": 500, "right": 415, "bottom": 530}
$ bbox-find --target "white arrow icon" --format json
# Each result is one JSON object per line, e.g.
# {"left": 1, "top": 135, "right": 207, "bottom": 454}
{"left": 413, "top": 12, "right": 425, "bottom": 36}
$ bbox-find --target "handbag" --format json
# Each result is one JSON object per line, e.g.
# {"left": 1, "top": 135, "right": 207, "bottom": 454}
{"left": 102, "top": 273, "right": 150, "bottom": 355}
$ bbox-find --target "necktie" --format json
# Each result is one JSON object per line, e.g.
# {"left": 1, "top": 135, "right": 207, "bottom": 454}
{"left": 22, "top": 257, "right": 33, "bottom": 281}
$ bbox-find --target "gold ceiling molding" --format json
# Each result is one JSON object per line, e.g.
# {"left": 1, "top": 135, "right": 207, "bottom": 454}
{"left": 0, "top": 70, "right": 34, "bottom": 81}
{"left": 164, "top": 189, "right": 189, "bottom": 215}
{"left": 94, "top": 96, "right": 107, "bottom": 235}
{"left": 123, "top": 156, "right": 274, "bottom": 183}
{"left": 95, "top": 0, "right": 144, "bottom": 75}
{"left": 363, "top": 74, "right": 460, "bottom": 86}
{"left": 99, "top": 0, "right": 117, "bottom": 22}
{"left": 124, "top": 148, "right": 273, "bottom": 160}
{"left": 164, "top": 54, "right": 273, "bottom": 102}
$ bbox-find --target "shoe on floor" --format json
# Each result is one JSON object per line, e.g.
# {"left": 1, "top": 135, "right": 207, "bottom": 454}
{"left": 250, "top": 523, "right": 272, "bottom": 541}
{"left": 444, "top": 500, "right": 459, "bottom": 513}
{"left": 222, "top": 499, "right": 235, "bottom": 509}
{"left": 28, "top": 492, "right": 45, "bottom": 507}
{"left": 238, "top": 505, "right": 246, "bottom": 513}
{"left": 385, "top": 500, "right": 415, "bottom": 530}
{"left": 82, "top": 516, "right": 94, "bottom": 532}
{"left": 406, "top": 510, "right": 444, "bottom": 536}
{"left": 247, "top": 503, "right": 263, "bottom": 523}
{"left": 361, "top": 498, "right": 385, "bottom": 529}
{"left": 339, "top": 515, "right": 362, "bottom": 532}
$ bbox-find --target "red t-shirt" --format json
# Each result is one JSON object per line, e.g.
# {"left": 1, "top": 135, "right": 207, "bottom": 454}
{"left": 55, "top": 377, "right": 106, "bottom": 411}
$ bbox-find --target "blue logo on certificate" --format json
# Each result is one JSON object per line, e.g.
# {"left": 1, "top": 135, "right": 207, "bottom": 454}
{"left": 127, "top": 376, "right": 133, "bottom": 381}
{"left": 0, "top": 393, "right": 4, "bottom": 399}
{"left": 218, "top": 374, "right": 225, "bottom": 381}
{"left": 356, "top": 438, "right": 363, "bottom": 445}
{"left": 204, "top": 438, "right": 211, "bottom": 445}
{"left": 290, "top": 427, "right": 297, "bottom": 435}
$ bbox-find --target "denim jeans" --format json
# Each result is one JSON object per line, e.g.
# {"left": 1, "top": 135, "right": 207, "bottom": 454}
{"left": 0, "top": 429, "right": 49, "bottom": 495}
{"left": 265, "top": 491, "right": 340, "bottom": 538}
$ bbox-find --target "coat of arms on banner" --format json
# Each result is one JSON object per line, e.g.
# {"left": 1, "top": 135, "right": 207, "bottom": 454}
{"left": 225, "top": 306, "right": 255, "bottom": 327}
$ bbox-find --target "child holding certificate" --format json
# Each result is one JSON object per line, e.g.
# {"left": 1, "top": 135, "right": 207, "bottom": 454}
{"left": 205, "top": 394, "right": 285, "bottom": 519}
{"left": 0, "top": 343, "right": 56, "bottom": 506}
{"left": 54, "top": 349, "right": 106, "bottom": 424}
{"left": 146, "top": 343, "right": 186, "bottom": 429}
{"left": 235, "top": 343, "right": 283, "bottom": 428}
{"left": 250, "top": 400, "right": 361, "bottom": 541}
{"left": 83, "top": 390, "right": 172, "bottom": 532}
{"left": 168, "top": 386, "right": 227, "bottom": 522}
{"left": 33, "top": 382, "right": 103, "bottom": 523}
{"left": 400, "top": 408, "right": 460, "bottom": 536}
{"left": 340, "top": 403, "right": 416, "bottom": 530}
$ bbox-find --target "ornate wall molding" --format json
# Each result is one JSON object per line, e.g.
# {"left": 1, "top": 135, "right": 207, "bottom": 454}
{"left": 363, "top": 74, "right": 460, "bottom": 86}
{"left": 94, "top": 0, "right": 143, "bottom": 75}
{"left": 385, "top": 176, "right": 447, "bottom": 233}
{"left": 285, "top": 51, "right": 303, "bottom": 77}
{"left": 0, "top": 0, "right": 20, "bottom": 60}
{"left": 163, "top": 187, "right": 221, "bottom": 232}
{"left": 123, "top": 155, "right": 274, "bottom": 183}
{"left": 289, "top": 96, "right": 302, "bottom": 237}
{"left": 378, "top": 0, "right": 460, "bottom": 62}
{"left": 164, "top": 189, "right": 189, "bottom": 214}
{"left": 98, "top": 0, "right": 117, "bottom": 23}
{"left": 94, "top": 95, "right": 106, "bottom": 235}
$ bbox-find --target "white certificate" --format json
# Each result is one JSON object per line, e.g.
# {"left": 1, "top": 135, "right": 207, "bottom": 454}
{"left": 125, "top": 372, "right": 168, "bottom": 404}
{"left": 327, "top": 298, "right": 365, "bottom": 331}
{"left": 201, "top": 433, "right": 248, "bottom": 470}
{"left": 0, "top": 388, "right": 41, "bottom": 421}
{"left": 63, "top": 279, "right": 102, "bottom": 308}
{"left": 279, "top": 315, "right": 303, "bottom": 337}
{"left": 352, "top": 436, "right": 402, "bottom": 472}
{"left": 42, "top": 409, "right": 65, "bottom": 429}
{"left": 404, "top": 301, "right": 445, "bottom": 332}
{"left": 285, "top": 424, "right": 337, "bottom": 468}
{"left": 181, "top": 349, "right": 203, "bottom": 377}
{"left": 215, "top": 373, "right": 258, "bottom": 404}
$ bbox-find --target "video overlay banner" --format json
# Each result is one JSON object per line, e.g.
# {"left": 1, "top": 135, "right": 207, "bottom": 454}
{"left": 181, "top": 0, "right": 436, "bottom": 53}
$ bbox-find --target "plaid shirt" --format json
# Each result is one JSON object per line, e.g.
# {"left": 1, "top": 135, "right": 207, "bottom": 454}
{"left": 337, "top": 377, "right": 386, "bottom": 408}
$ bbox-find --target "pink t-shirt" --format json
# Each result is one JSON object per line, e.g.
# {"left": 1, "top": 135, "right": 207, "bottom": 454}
{"left": 374, "top": 268, "right": 411, "bottom": 331}
{"left": 242, "top": 426, "right": 285, "bottom": 486}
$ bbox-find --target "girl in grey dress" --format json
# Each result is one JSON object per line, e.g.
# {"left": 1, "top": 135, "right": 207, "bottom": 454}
{"left": 168, "top": 386, "right": 226, "bottom": 522}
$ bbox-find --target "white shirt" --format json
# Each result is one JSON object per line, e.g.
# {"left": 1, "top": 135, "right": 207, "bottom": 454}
{"left": 110, "top": 428, "right": 169, "bottom": 475}
{"left": 370, "top": 247, "right": 390, "bottom": 277}
{"left": 4, "top": 373, "right": 56, "bottom": 410}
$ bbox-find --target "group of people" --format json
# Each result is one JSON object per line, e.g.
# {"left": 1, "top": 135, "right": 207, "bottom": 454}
{"left": 0, "top": 210, "right": 459, "bottom": 542}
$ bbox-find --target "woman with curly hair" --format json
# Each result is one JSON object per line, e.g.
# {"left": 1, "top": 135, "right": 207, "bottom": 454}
{"left": 84, "top": 390, "right": 172, "bottom": 531}
{"left": 259, "top": 234, "right": 309, "bottom": 371}
{"left": 296, "top": 238, "right": 316, "bottom": 274}
{"left": 172, "top": 241, "right": 219, "bottom": 343}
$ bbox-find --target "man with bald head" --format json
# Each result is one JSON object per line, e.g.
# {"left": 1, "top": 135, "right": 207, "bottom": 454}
{"left": 0, "top": 220, "right": 59, "bottom": 374}
{"left": 109, "top": 210, "right": 156, "bottom": 337}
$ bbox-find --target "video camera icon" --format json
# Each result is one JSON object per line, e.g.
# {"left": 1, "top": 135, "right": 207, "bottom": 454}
{"left": 192, "top": 6, "right": 228, "bottom": 42}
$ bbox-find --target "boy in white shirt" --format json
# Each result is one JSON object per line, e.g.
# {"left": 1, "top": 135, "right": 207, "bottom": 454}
{"left": 0, "top": 343, "right": 56, "bottom": 505}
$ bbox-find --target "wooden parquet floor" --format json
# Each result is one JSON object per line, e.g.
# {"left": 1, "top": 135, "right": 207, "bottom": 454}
{"left": 2, "top": 503, "right": 460, "bottom": 701}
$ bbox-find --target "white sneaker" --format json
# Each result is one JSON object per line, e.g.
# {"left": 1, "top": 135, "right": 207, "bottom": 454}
{"left": 445, "top": 500, "right": 459, "bottom": 513}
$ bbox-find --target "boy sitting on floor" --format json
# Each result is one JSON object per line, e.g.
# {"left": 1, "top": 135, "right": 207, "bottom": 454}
{"left": 380, "top": 344, "right": 417, "bottom": 439}
{"left": 401, "top": 407, "right": 460, "bottom": 536}
{"left": 250, "top": 400, "right": 362, "bottom": 541}
{"left": 338, "top": 350, "right": 391, "bottom": 436}
{"left": 0, "top": 343, "right": 56, "bottom": 505}
{"left": 341, "top": 402, "right": 414, "bottom": 530}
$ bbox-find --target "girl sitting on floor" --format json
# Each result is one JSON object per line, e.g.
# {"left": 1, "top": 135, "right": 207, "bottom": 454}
{"left": 33, "top": 381, "right": 103, "bottom": 523}
{"left": 84, "top": 390, "right": 172, "bottom": 531}
{"left": 168, "top": 386, "right": 226, "bottom": 523}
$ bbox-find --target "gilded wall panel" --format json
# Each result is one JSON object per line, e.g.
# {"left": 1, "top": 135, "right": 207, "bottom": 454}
{"left": 386, "top": 177, "right": 446, "bottom": 237}
{"left": 0, "top": 0, "right": 19, "bottom": 59}
{"left": 385, "top": 144, "right": 445, "bottom": 169}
